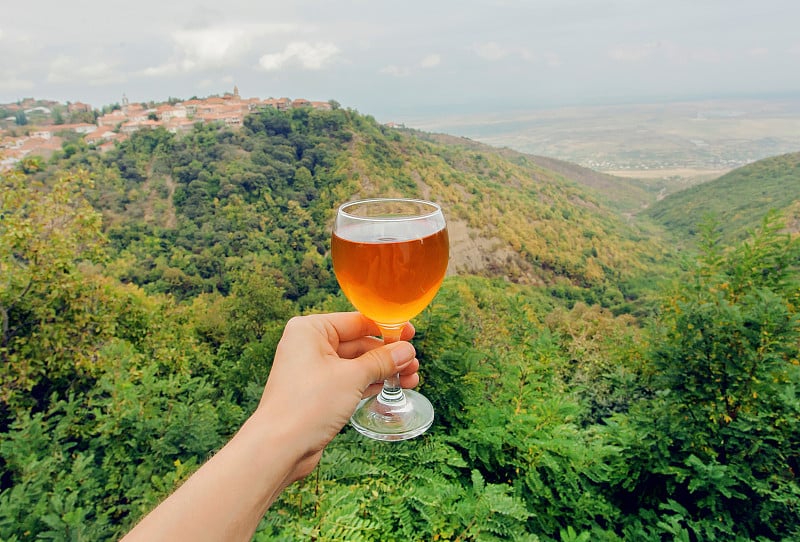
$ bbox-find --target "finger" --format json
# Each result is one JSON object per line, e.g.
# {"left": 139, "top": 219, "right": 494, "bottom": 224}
{"left": 337, "top": 332, "right": 421, "bottom": 359}
{"left": 398, "top": 372, "right": 420, "bottom": 389}
{"left": 400, "top": 322, "right": 415, "bottom": 341}
{"left": 352, "top": 341, "right": 416, "bottom": 390}
{"left": 398, "top": 357, "right": 419, "bottom": 376}
{"left": 313, "top": 312, "right": 415, "bottom": 342}
{"left": 337, "top": 336, "right": 384, "bottom": 359}
{"left": 338, "top": 323, "right": 416, "bottom": 358}
{"left": 362, "top": 372, "right": 420, "bottom": 398}
{"left": 311, "top": 312, "right": 382, "bottom": 343}
{"left": 362, "top": 359, "right": 418, "bottom": 396}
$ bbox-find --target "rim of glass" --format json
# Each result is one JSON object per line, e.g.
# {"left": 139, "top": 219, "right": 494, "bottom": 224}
{"left": 337, "top": 198, "right": 442, "bottom": 222}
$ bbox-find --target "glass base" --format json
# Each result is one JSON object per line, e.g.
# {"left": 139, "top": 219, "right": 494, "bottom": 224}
{"left": 350, "top": 389, "right": 434, "bottom": 441}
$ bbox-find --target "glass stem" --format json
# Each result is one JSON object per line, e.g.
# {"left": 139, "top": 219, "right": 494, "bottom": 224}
{"left": 377, "top": 324, "right": 405, "bottom": 405}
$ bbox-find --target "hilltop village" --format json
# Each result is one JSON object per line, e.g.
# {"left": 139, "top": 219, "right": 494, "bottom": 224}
{"left": 0, "top": 87, "right": 334, "bottom": 170}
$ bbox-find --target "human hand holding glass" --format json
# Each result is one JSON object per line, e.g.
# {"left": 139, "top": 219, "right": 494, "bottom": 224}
{"left": 332, "top": 198, "right": 449, "bottom": 441}
{"left": 121, "top": 312, "right": 421, "bottom": 542}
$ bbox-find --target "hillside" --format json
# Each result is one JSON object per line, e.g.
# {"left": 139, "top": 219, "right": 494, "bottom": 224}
{"left": 412, "top": 129, "right": 659, "bottom": 214}
{"left": 48, "top": 106, "right": 674, "bottom": 311}
{"left": 645, "top": 151, "right": 800, "bottom": 242}
{"left": 3, "top": 103, "right": 799, "bottom": 541}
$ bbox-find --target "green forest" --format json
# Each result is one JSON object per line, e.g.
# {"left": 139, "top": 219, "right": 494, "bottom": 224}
{"left": 644, "top": 151, "right": 800, "bottom": 244}
{"left": 1, "top": 105, "right": 799, "bottom": 541}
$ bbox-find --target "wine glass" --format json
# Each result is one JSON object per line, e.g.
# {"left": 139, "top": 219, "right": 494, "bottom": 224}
{"left": 331, "top": 198, "right": 449, "bottom": 441}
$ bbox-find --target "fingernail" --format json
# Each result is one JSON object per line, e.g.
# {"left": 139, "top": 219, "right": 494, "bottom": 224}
{"left": 390, "top": 342, "right": 415, "bottom": 367}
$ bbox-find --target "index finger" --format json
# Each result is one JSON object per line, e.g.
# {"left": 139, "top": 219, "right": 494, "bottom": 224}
{"left": 311, "top": 312, "right": 381, "bottom": 343}
{"left": 310, "top": 312, "right": 415, "bottom": 342}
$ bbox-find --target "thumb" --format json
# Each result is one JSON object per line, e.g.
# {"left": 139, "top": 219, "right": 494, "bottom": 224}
{"left": 356, "top": 341, "right": 416, "bottom": 387}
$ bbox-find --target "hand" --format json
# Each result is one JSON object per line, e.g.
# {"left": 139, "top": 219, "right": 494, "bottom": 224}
{"left": 254, "top": 312, "right": 419, "bottom": 482}
{"left": 122, "top": 312, "right": 419, "bottom": 542}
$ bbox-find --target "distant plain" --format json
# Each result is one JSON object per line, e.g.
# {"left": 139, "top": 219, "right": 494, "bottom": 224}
{"left": 401, "top": 97, "right": 800, "bottom": 193}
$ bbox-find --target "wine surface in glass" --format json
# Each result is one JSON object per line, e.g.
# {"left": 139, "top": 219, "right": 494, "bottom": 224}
{"left": 332, "top": 220, "right": 449, "bottom": 326}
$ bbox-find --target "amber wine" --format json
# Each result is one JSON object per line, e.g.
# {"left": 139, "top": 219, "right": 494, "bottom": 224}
{"left": 332, "top": 220, "right": 449, "bottom": 326}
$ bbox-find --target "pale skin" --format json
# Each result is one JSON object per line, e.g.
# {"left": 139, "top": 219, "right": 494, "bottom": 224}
{"left": 121, "top": 312, "right": 419, "bottom": 542}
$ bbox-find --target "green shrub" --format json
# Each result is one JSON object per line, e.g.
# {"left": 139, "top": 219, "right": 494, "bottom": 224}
{"left": 609, "top": 214, "right": 800, "bottom": 540}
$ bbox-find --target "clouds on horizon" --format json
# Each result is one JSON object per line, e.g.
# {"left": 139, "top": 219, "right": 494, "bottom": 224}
{"left": 1, "top": 1, "right": 799, "bottom": 115}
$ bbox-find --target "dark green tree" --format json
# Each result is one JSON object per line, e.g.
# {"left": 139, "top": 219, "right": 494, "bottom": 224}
{"left": 613, "top": 214, "right": 800, "bottom": 540}
{"left": 52, "top": 107, "right": 65, "bottom": 125}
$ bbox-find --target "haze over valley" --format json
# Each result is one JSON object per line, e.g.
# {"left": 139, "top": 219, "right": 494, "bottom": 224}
{"left": 400, "top": 96, "right": 800, "bottom": 192}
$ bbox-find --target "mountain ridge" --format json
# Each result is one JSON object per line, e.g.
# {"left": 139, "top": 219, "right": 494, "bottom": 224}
{"left": 645, "top": 150, "right": 800, "bottom": 242}
{"left": 406, "top": 129, "right": 659, "bottom": 214}
{"left": 336, "top": 118, "right": 673, "bottom": 294}
{"left": 38, "top": 105, "right": 675, "bottom": 312}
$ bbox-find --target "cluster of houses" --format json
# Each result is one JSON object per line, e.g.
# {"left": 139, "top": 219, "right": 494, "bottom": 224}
{"left": 0, "top": 88, "right": 334, "bottom": 171}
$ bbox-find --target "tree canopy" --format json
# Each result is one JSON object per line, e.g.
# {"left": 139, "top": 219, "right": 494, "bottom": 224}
{"left": 1, "top": 107, "right": 798, "bottom": 540}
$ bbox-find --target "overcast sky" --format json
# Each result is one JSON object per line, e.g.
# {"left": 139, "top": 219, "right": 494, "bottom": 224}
{"left": 2, "top": 0, "right": 799, "bottom": 121}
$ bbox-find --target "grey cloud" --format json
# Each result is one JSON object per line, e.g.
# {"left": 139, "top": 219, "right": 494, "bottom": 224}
{"left": 1, "top": 0, "right": 798, "bottom": 114}
{"left": 258, "top": 42, "right": 340, "bottom": 71}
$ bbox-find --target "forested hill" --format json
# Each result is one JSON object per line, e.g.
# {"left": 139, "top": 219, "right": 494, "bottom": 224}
{"left": 645, "top": 150, "right": 800, "bottom": 242}
{"left": 49, "top": 105, "right": 671, "bottom": 311}
{"left": 413, "top": 130, "right": 656, "bottom": 213}
{"left": 3, "top": 104, "right": 798, "bottom": 541}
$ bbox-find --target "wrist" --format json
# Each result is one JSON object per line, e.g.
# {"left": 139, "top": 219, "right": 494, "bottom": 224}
{"left": 239, "top": 406, "right": 308, "bottom": 489}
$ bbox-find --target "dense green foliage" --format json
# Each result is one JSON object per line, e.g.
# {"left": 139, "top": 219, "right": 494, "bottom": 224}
{"left": 645, "top": 151, "right": 800, "bottom": 243}
{"left": 1, "top": 107, "right": 798, "bottom": 540}
{"left": 607, "top": 214, "right": 800, "bottom": 540}
{"left": 50, "top": 106, "right": 674, "bottom": 313}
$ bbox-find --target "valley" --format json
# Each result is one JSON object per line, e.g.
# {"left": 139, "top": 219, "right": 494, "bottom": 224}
{"left": 400, "top": 97, "right": 800, "bottom": 194}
